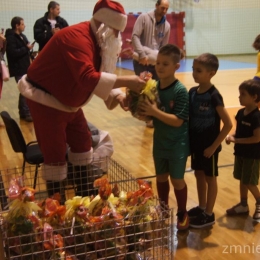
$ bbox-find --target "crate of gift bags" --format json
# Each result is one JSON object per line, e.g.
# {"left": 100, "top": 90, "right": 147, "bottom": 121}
{"left": 0, "top": 157, "right": 174, "bottom": 259}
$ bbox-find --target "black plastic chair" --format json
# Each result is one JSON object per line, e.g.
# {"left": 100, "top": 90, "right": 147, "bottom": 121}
{"left": 0, "top": 111, "right": 43, "bottom": 189}
{"left": 0, "top": 171, "right": 8, "bottom": 210}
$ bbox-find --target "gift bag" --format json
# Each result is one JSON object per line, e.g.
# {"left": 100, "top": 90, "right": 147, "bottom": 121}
{"left": 126, "top": 71, "right": 159, "bottom": 122}
{"left": 1, "top": 59, "right": 9, "bottom": 82}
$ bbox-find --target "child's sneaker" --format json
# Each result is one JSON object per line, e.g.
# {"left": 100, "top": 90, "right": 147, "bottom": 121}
{"left": 188, "top": 206, "right": 204, "bottom": 218}
{"left": 226, "top": 203, "right": 249, "bottom": 216}
{"left": 189, "top": 212, "right": 215, "bottom": 228}
{"left": 176, "top": 211, "right": 189, "bottom": 230}
{"left": 253, "top": 204, "right": 260, "bottom": 220}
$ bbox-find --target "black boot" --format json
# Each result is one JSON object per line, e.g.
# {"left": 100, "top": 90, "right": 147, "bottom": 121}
{"left": 74, "top": 165, "right": 103, "bottom": 197}
{"left": 46, "top": 180, "right": 66, "bottom": 204}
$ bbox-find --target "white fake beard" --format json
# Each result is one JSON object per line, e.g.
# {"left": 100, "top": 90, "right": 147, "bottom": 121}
{"left": 96, "top": 24, "right": 122, "bottom": 73}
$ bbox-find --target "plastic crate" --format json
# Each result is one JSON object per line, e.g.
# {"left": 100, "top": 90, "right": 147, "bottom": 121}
{"left": 0, "top": 158, "right": 174, "bottom": 259}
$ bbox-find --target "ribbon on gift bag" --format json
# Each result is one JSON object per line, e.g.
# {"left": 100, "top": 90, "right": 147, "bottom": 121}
{"left": 0, "top": 53, "right": 9, "bottom": 82}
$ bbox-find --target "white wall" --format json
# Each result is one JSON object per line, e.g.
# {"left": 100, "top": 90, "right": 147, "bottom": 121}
{"left": 182, "top": 0, "right": 260, "bottom": 56}
{"left": 0, "top": 0, "right": 260, "bottom": 56}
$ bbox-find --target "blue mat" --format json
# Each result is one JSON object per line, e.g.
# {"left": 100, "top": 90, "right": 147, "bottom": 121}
{"left": 117, "top": 58, "right": 256, "bottom": 72}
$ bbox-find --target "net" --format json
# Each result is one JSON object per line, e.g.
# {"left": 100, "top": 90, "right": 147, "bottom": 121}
{"left": 0, "top": 0, "right": 259, "bottom": 56}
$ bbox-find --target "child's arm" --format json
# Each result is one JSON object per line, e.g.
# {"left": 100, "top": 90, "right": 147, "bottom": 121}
{"left": 227, "top": 128, "right": 260, "bottom": 144}
{"left": 204, "top": 106, "right": 233, "bottom": 158}
{"left": 139, "top": 99, "right": 184, "bottom": 127}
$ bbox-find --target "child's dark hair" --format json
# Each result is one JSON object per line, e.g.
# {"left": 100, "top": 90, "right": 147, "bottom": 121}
{"left": 194, "top": 53, "right": 219, "bottom": 72}
{"left": 252, "top": 34, "right": 260, "bottom": 51}
{"left": 239, "top": 79, "right": 260, "bottom": 103}
{"left": 11, "top": 17, "right": 23, "bottom": 30}
{"left": 158, "top": 44, "right": 184, "bottom": 63}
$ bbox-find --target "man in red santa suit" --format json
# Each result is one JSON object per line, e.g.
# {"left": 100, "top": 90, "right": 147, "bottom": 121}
{"left": 17, "top": 0, "right": 145, "bottom": 198}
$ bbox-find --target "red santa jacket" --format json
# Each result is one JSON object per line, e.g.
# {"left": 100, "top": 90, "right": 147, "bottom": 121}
{"left": 27, "top": 21, "right": 102, "bottom": 107}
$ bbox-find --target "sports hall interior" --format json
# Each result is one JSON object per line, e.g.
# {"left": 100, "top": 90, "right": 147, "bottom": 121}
{"left": 0, "top": 0, "right": 260, "bottom": 259}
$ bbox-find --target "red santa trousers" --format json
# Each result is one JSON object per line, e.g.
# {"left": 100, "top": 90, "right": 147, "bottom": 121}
{"left": 27, "top": 99, "right": 92, "bottom": 181}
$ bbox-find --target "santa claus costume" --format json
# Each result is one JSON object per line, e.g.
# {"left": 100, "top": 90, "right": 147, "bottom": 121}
{"left": 17, "top": 0, "right": 129, "bottom": 197}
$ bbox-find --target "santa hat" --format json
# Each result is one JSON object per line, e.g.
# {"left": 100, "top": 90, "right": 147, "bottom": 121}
{"left": 93, "top": 0, "right": 127, "bottom": 32}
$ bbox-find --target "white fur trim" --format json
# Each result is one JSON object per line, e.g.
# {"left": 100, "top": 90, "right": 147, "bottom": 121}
{"left": 93, "top": 72, "right": 117, "bottom": 100}
{"left": 104, "top": 89, "right": 125, "bottom": 110}
{"left": 42, "top": 163, "right": 67, "bottom": 181}
{"left": 68, "top": 147, "right": 93, "bottom": 166}
{"left": 93, "top": 8, "right": 127, "bottom": 32}
{"left": 18, "top": 75, "right": 79, "bottom": 112}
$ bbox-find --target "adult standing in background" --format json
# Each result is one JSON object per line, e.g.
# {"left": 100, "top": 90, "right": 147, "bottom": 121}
{"left": 5, "top": 17, "right": 34, "bottom": 122}
{"left": 34, "top": 1, "right": 69, "bottom": 51}
{"left": 131, "top": 0, "right": 170, "bottom": 81}
{"left": 131, "top": 0, "right": 170, "bottom": 127}
{"left": 0, "top": 30, "right": 7, "bottom": 126}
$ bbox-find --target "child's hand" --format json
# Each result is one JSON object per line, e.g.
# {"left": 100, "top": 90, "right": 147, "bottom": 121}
{"left": 139, "top": 98, "right": 157, "bottom": 116}
{"left": 225, "top": 135, "right": 231, "bottom": 145}
{"left": 203, "top": 146, "right": 216, "bottom": 158}
{"left": 225, "top": 135, "right": 235, "bottom": 144}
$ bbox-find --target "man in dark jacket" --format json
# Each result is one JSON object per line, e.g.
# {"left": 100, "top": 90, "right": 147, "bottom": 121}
{"left": 34, "top": 1, "right": 69, "bottom": 51}
{"left": 5, "top": 17, "right": 34, "bottom": 122}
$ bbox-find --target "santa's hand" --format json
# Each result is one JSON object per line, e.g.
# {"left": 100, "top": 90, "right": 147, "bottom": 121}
{"left": 126, "top": 75, "right": 146, "bottom": 94}
{"left": 116, "top": 94, "right": 129, "bottom": 111}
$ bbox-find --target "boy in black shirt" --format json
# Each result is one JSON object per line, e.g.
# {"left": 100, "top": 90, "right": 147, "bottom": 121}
{"left": 226, "top": 79, "right": 260, "bottom": 220}
{"left": 188, "top": 53, "right": 232, "bottom": 228}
